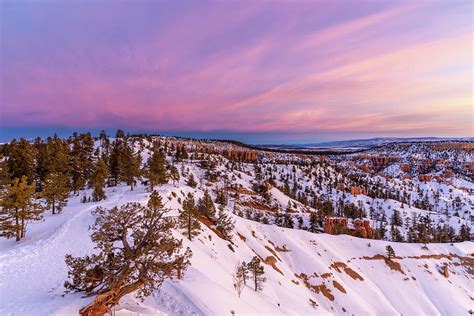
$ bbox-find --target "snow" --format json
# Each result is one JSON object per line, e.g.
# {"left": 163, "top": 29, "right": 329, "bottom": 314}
{"left": 0, "top": 181, "right": 472, "bottom": 315}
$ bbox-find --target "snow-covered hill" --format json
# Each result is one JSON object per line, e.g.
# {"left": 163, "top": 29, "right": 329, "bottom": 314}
{"left": 1, "top": 182, "right": 472, "bottom": 315}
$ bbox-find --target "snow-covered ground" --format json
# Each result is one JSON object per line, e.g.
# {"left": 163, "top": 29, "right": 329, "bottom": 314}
{"left": 1, "top": 182, "right": 472, "bottom": 315}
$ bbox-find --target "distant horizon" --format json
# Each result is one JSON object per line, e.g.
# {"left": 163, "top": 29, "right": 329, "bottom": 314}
{"left": 0, "top": 126, "right": 471, "bottom": 145}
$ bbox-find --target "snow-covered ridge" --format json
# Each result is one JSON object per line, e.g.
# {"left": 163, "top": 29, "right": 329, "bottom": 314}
{"left": 0, "top": 135, "right": 472, "bottom": 315}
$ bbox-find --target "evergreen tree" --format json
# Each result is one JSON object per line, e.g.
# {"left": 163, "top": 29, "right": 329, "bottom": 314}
{"left": 197, "top": 189, "right": 216, "bottom": 219}
{"left": 215, "top": 205, "right": 235, "bottom": 240}
{"left": 108, "top": 139, "right": 125, "bottom": 186}
{"left": 43, "top": 172, "right": 69, "bottom": 214}
{"left": 69, "top": 133, "right": 94, "bottom": 194}
{"left": 308, "top": 212, "right": 318, "bottom": 232}
{"left": 178, "top": 193, "right": 201, "bottom": 240}
{"left": 169, "top": 165, "right": 180, "bottom": 184}
{"left": 6, "top": 138, "right": 36, "bottom": 183}
{"left": 282, "top": 202, "right": 294, "bottom": 228}
{"left": 64, "top": 201, "right": 191, "bottom": 315}
{"left": 385, "top": 245, "right": 395, "bottom": 260}
{"left": 390, "top": 225, "right": 404, "bottom": 242}
{"left": 247, "top": 256, "right": 266, "bottom": 291}
{"left": 115, "top": 129, "right": 125, "bottom": 139}
{"left": 390, "top": 210, "right": 403, "bottom": 227}
{"left": 121, "top": 144, "right": 141, "bottom": 190}
{"left": 147, "top": 191, "right": 163, "bottom": 212}
{"left": 459, "top": 224, "right": 471, "bottom": 241}
{"left": 186, "top": 173, "right": 197, "bottom": 188}
{"left": 0, "top": 176, "right": 43, "bottom": 241}
{"left": 215, "top": 188, "right": 228, "bottom": 206}
{"left": 91, "top": 158, "right": 108, "bottom": 201}
{"left": 233, "top": 261, "right": 247, "bottom": 297}
{"left": 36, "top": 135, "right": 70, "bottom": 191}
{"left": 238, "top": 261, "right": 249, "bottom": 285}
{"left": 147, "top": 150, "right": 168, "bottom": 190}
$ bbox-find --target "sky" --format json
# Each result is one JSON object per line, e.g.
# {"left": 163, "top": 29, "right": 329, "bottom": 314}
{"left": 0, "top": 0, "right": 472, "bottom": 144}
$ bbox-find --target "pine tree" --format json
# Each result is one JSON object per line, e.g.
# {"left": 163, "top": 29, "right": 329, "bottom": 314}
{"left": 186, "top": 173, "right": 197, "bottom": 188}
{"left": 121, "top": 144, "right": 141, "bottom": 190}
{"left": 308, "top": 212, "right": 318, "bottom": 232}
{"left": 197, "top": 189, "right": 216, "bottom": 219}
{"left": 91, "top": 158, "right": 108, "bottom": 201}
{"left": 169, "top": 165, "right": 180, "bottom": 184}
{"left": 147, "top": 191, "right": 163, "bottom": 211}
{"left": 390, "top": 210, "right": 403, "bottom": 227}
{"left": 247, "top": 256, "right": 266, "bottom": 291}
{"left": 0, "top": 176, "right": 43, "bottom": 241}
{"left": 64, "top": 201, "right": 192, "bottom": 315}
{"left": 390, "top": 225, "right": 404, "bottom": 242}
{"left": 215, "top": 187, "right": 228, "bottom": 206}
{"left": 6, "top": 138, "right": 36, "bottom": 183}
{"left": 385, "top": 245, "right": 395, "bottom": 260}
{"left": 459, "top": 224, "right": 470, "bottom": 241}
{"left": 147, "top": 149, "right": 168, "bottom": 190}
{"left": 43, "top": 172, "right": 69, "bottom": 214}
{"left": 36, "top": 135, "right": 70, "bottom": 191}
{"left": 282, "top": 202, "right": 294, "bottom": 228}
{"left": 178, "top": 193, "right": 201, "bottom": 240}
{"left": 215, "top": 205, "right": 235, "bottom": 240}
{"left": 108, "top": 139, "right": 124, "bottom": 186}
{"left": 233, "top": 261, "right": 248, "bottom": 297}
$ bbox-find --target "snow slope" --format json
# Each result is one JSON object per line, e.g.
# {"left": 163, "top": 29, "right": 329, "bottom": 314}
{"left": 0, "top": 183, "right": 472, "bottom": 316}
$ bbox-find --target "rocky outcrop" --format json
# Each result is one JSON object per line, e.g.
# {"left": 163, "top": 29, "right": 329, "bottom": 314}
{"left": 324, "top": 218, "right": 374, "bottom": 239}
{"left": 221, "top": 149, "right": 257, "bottom": 161}
{"left": 351, "top": 186, "right": 366, "bottom": 196}
{"left": 419, "top": 175, "right": 431, "bottom": 182}
{"left": 324, "top": 218, "right": 348, "bottom": 235}
{"left": 353, "top": 219, "right": 374, "bottom": 239}
{"left": 401, "top": 163, "right": 410, "bottom": 173}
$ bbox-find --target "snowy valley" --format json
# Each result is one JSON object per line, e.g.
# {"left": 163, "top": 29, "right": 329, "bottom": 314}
{"left": 0, "top": 134, "right": 473, "bottom": 315}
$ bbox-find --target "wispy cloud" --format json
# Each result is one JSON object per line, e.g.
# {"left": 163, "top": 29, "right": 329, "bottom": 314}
{"left": 1, "top": 0, "right": 472, "bottom": 141}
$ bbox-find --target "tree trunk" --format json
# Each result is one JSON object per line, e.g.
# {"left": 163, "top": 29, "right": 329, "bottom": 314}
{"left": 52, "top": 196, "right": 56, "bottom": 215}
{"left": 187, "top": 214, "right": 191, "bottom": 240}
{"left": 15, "top": 209, "right": 20, "bottom": 242}
{"left": 20, "top": 214, "right": 25, "bottom": 239}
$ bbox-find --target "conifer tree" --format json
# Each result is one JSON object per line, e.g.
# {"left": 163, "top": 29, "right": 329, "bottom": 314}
{"left": 69, "top": 133, "right": 94, "bottom": 194}
{"left": 390, "top": 210, "right": 403, "bottom": 227}
{"left": 121, "top": 144, "right": 141, "bottom": 190}
{"left": 64, "top": 201, "right": 191, "bottom": 315}
{"left": 233, "top": 261, "right": 248, "bottom": 297}
{"left": 0, "top": 176, "right": 43, "bottom": 241}
{"left": 390, "top": 225, "right": 404, "bottom": 242}
{"left": 459, "top": 224, "right": 471, "bottom": 241}
{"left": 215, "top": 188, "right": 228, "bottom": 206}
{"left": 169, "top": 165, "right": 180, "bottom": 184}
{"left": 36, "top": 135, "right": 70, "bottom": 191}
{"left": 91, "top": 158, "right": 108, "bottom": 201}
{"left": 147, "top": 149, "right": 168, "bottom": 190}
{"left": 215, "top": 205, "right": 235, "bottom": 240}
{"left": 108, "top": 139, "right": 124, "bottom": 186}
{"left": 43, "top": 172, "right": 69, "bottom": 214}
{"left": 308, "top": 212, "right": 318, "bottom": 232}
{"left": 282, "top": 202, "right": 294, "bottom": 228}
{"left": 197, "top": 189, "right": 216, "bottom": 219}
{"left": 178, "top": 193, "right": 201, "bottom": 240}
{"left": 247, "top": 256, "right": 266, "bottom": 291}
{"left": 6, "top": 138, "right": 36, "bottom": 183}
{"left": 186, "top": 173, "right": 197, "bottom": 188}
{"left": 148, "top": 191, "right": 163, "bottom": 211}
{"left": 385, "top": 245, "right": 395, "bottom": 260}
